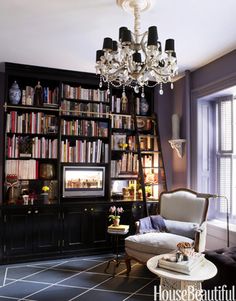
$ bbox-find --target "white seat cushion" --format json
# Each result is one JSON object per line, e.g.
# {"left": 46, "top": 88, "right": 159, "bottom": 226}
{"left": 125, "top": 232, "right": 193, "bottom": 255}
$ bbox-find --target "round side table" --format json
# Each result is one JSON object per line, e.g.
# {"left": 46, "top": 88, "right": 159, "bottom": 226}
{"left": 147, "top": 254, "right": 217, "bottom": 301}
{"left": 105, "top": 225, "right": 129, "bottom": 277}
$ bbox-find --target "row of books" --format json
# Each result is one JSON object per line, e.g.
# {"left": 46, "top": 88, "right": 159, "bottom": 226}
{"left": 20, "top": 86, "right": 59, "bottom": 106}
{"left": 111, "top": 115, "right": 134, "bottom": 129}
{"left": 6, "top": 159, "right": 38, "bottom": 179}
{"left": 111, "top": 134, "right": 136, "bottom": 151}
{"left": 111, "top": 95, "right": 129, "bottom": 114}
{"left": 7, "top": 135, "right": 58, "bottom": 159}
{"left": 111, "top": 153, "right": 139, "bottom": 177}
{"left": 61, "top": 120, "right": 109, "bottom": 137}
{"left": 61, "top": 100, "right": 110, "bottom": 117}
{"left": 62, "top": 84, "right": 109, "bottom": 102}
{"left": 6, "top": 111, "right": 58, "bottom": 134}
{"left": 139, "top": 136, "right": 155, "bottom": 151}
{"left": 60, "top": 139, "right": 109, "bottom": 163}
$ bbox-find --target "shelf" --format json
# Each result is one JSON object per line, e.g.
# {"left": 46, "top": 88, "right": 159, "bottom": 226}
{"left": 61, "top": 135, "right": 109, "bottom": 140}
{"left": 111, "top": 112, "right": 132, "bottom": 117}
{"left": 111, "top": 177, "right": 138, "bottom": 180}
{"left": 142, "top": 166, "right": 164, "bottom": 169}
{"left": 111, "top": 128, "right": 135, "bottom": 134}
{"left": 6, "top": 132, "right": 58, "bottom": 138}
{"left": 6, "top": 157, "right": 58, "bottom": 160}
{"left": 60, "top": 114, "right": 110, "bottom": 121}
{"left": 5, "top": 104, "right": 59, "bottom": 112}
{"left": 141, "top": 151, "right": 160, "bottom": 154}
{"left": 63, "top": 97, "right": 110, "bottom": 105}
{"left": 111, "top": 150, "right": 137, "bottom": 154}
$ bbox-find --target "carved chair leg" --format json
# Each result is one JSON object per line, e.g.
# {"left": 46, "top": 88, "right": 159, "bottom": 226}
{"left": 125, "top": 255, "right": 131, "bottom": 276}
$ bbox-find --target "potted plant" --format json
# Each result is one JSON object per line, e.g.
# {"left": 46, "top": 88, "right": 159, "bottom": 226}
{"left": 41, "top": 185, "right": 50, "bottom": 204}
{"left": 108, "top": 206, "right": 124, "bottom": 226}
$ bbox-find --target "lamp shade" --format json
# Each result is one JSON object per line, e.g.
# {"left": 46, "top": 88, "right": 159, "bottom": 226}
{"left": 165, "top": 39, "right": 175, "bottom": 52}
{"left": 96, "top": 50, "right": 104, "bottom": 62}
{"left": 119, "top": 27, "right": 128, "bottom": 41}
{"left": 171, "top": 51, "right": 177, "bottom": 59}
{"left": 103, "top": 37, "right": 113, "bottom": 51}
{"left": 133, "top": 52, "right": 141, "bottom": 63}
{"left": 121, "top": 29, "right": 132, "bottom": 45}
{"left": 147, "top": 26, "right": 158, "bottom": 46}
{"left": 112, "top": 41, "right": 118, "bottom": 52}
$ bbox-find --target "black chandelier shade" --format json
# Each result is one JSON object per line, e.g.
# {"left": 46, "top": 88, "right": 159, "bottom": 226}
{"left": 147, "top": 26, "right": 158, "bottom": 47}
{"left": 165, "top": 39, "right": 175, "bottom": 52}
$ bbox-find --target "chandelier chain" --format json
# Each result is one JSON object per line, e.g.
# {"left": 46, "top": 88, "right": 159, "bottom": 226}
{"left": 134, "top": 1, "right": 141, "bottom": 41}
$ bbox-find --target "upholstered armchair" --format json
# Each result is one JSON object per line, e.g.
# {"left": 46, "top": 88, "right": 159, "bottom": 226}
{"left": 125, "top": 188, "right": 209, "bottom": 274}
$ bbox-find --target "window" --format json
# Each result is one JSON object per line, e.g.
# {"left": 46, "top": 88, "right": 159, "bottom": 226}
{"left": 198, "top": 95, "right": 236, "bottom": 222}
{"left": 216, "top": 97, "right": 236, "bottom": 219}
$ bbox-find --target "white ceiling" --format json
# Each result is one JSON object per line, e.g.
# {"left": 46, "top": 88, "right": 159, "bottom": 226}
{"left": 0, "top": 0, "right": 236, "bottom": 78}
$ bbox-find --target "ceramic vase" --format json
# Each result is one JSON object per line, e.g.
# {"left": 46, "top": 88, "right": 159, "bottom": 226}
{"left": 113, "top": 218, "right": 120, "bottom": 227}
{"left": 9, "top": 81, "right": 21, "bottom": 104}
{"left": 140, "top": 97, "right": 149, "bottom": 116}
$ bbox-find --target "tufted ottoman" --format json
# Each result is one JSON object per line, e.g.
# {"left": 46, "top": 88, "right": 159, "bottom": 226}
{"left": 203, "top": 247, "right": 236, "bottom": 289}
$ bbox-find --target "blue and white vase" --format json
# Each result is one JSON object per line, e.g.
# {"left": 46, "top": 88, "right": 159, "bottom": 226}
{"left": 140, "top": 97, "right": 149, "bottom": 116}
{"left": 9, "top": 81, "right": 21, "bottom": 104}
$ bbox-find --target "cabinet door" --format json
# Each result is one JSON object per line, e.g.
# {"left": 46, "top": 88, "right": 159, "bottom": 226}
{"left": 32, "top": 207, "right": 60, "bottom": 254}
{"left": 89, "top": 205, "right": 109, "bottom": 249}
{"left": 4, "top": 208, "right": 32, "bottom": 258}
{"left": 62, "top": 206, "right": 89, "bottom": 251}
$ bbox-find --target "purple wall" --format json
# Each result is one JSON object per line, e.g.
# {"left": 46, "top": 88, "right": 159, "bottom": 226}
{"left": 154, "top": 85, "right": 173, "bottom": 190}
{"left": 155, "top": 49, "right": 236, "bottom": 190}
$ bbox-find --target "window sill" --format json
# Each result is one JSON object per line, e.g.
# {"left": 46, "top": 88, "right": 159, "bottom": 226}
{"left": 207, "top": 219, "right": 236, "bottom": 232}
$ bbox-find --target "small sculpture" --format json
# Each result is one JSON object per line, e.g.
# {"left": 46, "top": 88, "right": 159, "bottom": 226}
{"left": 34, "top": 81, "right": 43, "bottom": 106}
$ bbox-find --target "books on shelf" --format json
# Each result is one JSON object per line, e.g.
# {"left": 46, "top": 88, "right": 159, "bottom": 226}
{"left": 6, "top": 159, "right": 38, "bottom": 179}
{"left": 158, "top": 253, "right": 205, "bottom": 275}
{"left": 61, "top": 119, "right": 108, "bottom": 137}
{"left": 6, "top": 111, "right": 58, "bottom": 134}
{"left": 20, "top": 86, "right": 59, "bottom": 106}
{"left": 111, "top": 115, "right": 134, "bottom": 130}
{"left": 61, "top": 100, "right": 110, "bottom": 117}
{"left": 62, "top": 84, "right": 109, "bottom": 102}
{"left": 7, "top": 135, "right": 58, "bottom": 159}
{"left": 111, "top": 154, "right": 139, "bottom": 177}
{"left": 60, "top": 139, "right": 109, "bottom": 163}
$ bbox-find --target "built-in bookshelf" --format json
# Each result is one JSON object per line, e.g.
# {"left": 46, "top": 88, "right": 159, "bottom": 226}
{"left": 0, "top": 62, "right": 168, "bottom": 263}
{"left": 1, "top": 62, "right": 166, "bottom": 207}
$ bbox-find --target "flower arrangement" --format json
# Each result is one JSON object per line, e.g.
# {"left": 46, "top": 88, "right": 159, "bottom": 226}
{"left": 42, "top": 186, "right": 50, "bottom": 193}
{"left": 108, "top": 206, "right": 124, "bottom": 223}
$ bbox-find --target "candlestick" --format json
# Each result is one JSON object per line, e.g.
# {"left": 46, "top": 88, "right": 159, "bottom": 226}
{"left": 172, "top": 114, "right": 180, "bottom": 139}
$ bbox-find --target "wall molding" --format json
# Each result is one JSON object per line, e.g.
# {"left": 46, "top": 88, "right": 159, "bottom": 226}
{"left": 191, "top": 71, "right": 236, "bottom": 100}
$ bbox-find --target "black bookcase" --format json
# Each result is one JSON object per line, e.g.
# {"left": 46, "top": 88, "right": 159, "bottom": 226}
{"left": 0, "top": 62, "right": 166, "bottom": 263}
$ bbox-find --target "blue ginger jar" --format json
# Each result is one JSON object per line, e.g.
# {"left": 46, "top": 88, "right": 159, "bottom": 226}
{"left": 9, "top": 81, "right": 21, "bottom": 104}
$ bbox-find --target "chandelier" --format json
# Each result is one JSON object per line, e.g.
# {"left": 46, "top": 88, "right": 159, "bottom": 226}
{"left": 95, "top": 0, "right": 178, "bottom": 96}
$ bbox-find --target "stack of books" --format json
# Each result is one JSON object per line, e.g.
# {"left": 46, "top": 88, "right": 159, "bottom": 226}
{"left": 107, "top": 224, "right": 129, "bottom": 234}
{"left": 158, "top": 253, "right": 205, "bottom": 275}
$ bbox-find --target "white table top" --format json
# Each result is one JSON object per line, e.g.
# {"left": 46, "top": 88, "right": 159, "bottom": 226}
{"left": 147, "top": 254, "right": 217, "bottom": 282}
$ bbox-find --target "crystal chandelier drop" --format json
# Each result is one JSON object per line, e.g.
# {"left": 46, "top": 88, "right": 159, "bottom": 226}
{"left": 95, "top": 0, "right": 178, "bottom": 96}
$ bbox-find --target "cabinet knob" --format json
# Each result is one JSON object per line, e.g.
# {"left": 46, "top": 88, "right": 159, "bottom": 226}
{"left": 35, "top": 210, "right": 39, "bottom": 214}
{"left": 139, "top": 205, "right": 142, "bottom": 209}
{"left": 90, "top": 208, "right": 94, "bottom": 211}
{"left": 27, "top": 210, "right": 31, "bottom": 214}
{"left": 84, "top": 208, "right": 87, "bottom": 211}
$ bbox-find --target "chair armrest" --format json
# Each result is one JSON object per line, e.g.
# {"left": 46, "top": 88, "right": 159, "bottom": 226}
{"left": 194, "top": 221, "right": 207, "bottom": 252}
